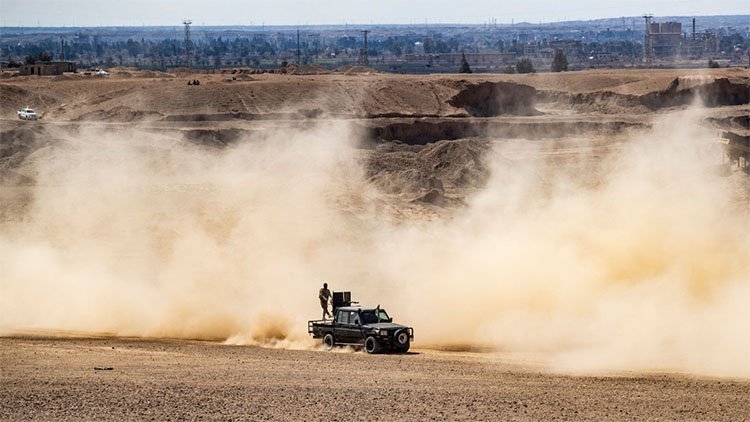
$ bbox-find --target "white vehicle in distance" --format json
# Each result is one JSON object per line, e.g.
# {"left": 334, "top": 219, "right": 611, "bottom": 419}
{"left": 17, "top": 107, "right": 38, "bottom": 120}
{"left": 96, "top": 69, "right": 110, "bottom": 76}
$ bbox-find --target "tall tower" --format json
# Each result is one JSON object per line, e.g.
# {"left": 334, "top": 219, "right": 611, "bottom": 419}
{"left": 296, "top": 29, "right": 301, "bottom": 65}
{"left": 692, "top": 18, "right": 696, "bottom": 40}
{"left": 183, "top": 19, "right": 193, "bottom": 67}
{"left": 642, "top": 14, "right": 653, "bottom": 63}
{"left": 359, "top": 30, "right": 371, "bottom": 66}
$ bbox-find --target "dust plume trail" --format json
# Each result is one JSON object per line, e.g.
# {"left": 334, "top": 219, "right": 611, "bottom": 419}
{"left": 383, "top": 107, "right": 750, "bottom": 377}
{"left": 0, "top": 120, "right": 371, "bottom": 345}
{"left": 0, "top": 108, "right": 748, "bottom": 378}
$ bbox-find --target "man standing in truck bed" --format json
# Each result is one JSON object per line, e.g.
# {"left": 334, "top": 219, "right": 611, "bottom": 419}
{"left": 319, "top": 283, "right": 332, "bottom": 320}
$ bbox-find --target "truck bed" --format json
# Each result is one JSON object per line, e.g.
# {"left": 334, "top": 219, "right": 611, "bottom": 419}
{"left": 307, "top": 320, "right": 333, "bottom": 338}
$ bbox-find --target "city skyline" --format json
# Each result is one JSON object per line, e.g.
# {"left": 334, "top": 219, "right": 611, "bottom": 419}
{"left": 1, "top": 0, "right": 748, "bottom": 27}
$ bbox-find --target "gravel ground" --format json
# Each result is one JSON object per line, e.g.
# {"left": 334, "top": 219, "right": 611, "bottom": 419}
{"left": 2, "top": 336, "right": 748, "bottom": 421}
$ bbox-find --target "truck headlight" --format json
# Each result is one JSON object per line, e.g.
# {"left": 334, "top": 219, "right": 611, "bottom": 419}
{"left": 378, "top": 329, "right": 388, "bottom": 336}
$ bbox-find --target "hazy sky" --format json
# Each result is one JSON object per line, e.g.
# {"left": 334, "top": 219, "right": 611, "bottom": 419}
{"left": 1, "top": 0, "right": 748, "bottom": 27}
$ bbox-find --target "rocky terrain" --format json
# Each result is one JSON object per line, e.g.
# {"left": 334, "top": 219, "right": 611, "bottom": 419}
{"left": 2, "top": 68, "right": 748, "bottom": 213}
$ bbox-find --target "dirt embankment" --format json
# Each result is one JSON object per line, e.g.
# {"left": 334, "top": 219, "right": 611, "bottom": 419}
{"left": 0, "top": 125, "right": 60, "bottom": 220}
{"left": 538, "top": 90, "right": 644, "bottom": 113}
{"left": 640, "top": 77, "right": 750, "bottom": 110}
{"left": 366, "top": 139, "right": 491, "bottom": 206}
{"left": 1, "top": 70, "right": 747, "bottom": 122}
{"left": 539, "top": 76, "right": 750, "bottom": 113}
{"left": 162, "top": 111, "right": 322, "bottom": 122}
{"left": 708, "top": 115, "right": 750, "bottom": 130}
{"left": 1, "top": 70, "right": 744, "bottom": 208}
{"left": 448, "top": 81, "right": 541, "bottom": 117}
{"left": 0, "top": 125, "right": 56, "bottom": 185}
{"left": 366, "top": 119, "right": 644, "bottom": 145}
{"left": 0, "top": 121, "right": 491, "bottom": 209}
{"left": 0, "top": 84, "right": 61, "bottom": 119}
{"left": 74, "top": 106, "right": 164, "bottom": 122}
{"left": 182, "top": 128, "right": 253, "bottom": 147}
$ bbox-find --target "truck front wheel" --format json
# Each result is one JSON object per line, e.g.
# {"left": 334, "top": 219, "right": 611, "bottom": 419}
{"left": 365, "top": 336, "right": 382, "bottom": 354}
{"left": 323, "top": 334, "right": 335, "bottom": 351}
{"left": 395, "top": 342, "right": 410, "bottom": 353}
{"left": 394, "top": 329, "right": 410, "bottom": 353}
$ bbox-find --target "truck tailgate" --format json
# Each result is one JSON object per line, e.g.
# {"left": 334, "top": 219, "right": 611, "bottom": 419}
{"left": 308, "top": 320, "right": 333, "bottom": 334}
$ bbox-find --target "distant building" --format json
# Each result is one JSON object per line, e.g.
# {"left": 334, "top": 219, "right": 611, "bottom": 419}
{"left": 19, "top": 61, "right": 76, "bottom": 76}
{"left": 523, "top": 43, "right": 538, "bottom": 56}
{"left": 682, "top": 34, "right": 719, "bottom": 58}
{"left": 548, "top": 40, "right": 584, "bottom": 60}
{"left": 648, "top": 22, "right": 682, "bottom": 57}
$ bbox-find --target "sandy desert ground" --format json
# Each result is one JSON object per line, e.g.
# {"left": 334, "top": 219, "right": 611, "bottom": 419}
{"left": 1, "top": 67, "right": 749, "bottom": 420}
{"left": 2, "top": 336, "right": 750, "bottom": 421}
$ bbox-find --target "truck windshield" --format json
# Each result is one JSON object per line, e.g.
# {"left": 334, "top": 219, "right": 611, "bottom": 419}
{"left": 361, "top": 309, "right": 390, "bottom": 324}
{"left": 378, "top": 309, "right": 390, "bottom": 321}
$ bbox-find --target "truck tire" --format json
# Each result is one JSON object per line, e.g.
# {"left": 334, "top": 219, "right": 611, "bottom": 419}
{"left": 365, "top": 336, "right": 382, "bottom": 354}
{"left": 395, "top": 342, "right": 410, "bottom": 353}
{"left": 394, "top": 329, "right": 410, "bottom": 353}
{"left": 323, "top": 334, "right": 335, "bottom": 351}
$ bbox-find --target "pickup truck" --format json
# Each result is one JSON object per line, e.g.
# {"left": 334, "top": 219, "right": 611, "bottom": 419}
{"left": 17, "top": 107, "right": 38, "bottom": 120}
{"left": 308, "top": 306, "right": 414, "bottom": 354}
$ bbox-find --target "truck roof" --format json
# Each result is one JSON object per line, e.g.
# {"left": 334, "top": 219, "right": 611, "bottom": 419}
{"left": 336, "top": 306, "right": 381, "bottom": 312}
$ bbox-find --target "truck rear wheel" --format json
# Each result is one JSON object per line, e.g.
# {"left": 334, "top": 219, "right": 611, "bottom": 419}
{"left": 323, "top": 334, "right": 335, "bottom": 351}
{"left": 365, "top": 336, "right": 382, "bottom": 354}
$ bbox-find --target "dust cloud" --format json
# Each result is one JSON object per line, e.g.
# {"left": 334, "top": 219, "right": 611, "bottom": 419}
{"left": 1, "top": 108, "right": 748, "bottom": 377}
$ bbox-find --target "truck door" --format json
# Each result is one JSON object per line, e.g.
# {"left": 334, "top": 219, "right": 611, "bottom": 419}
{"left": 334, "top": 310, "right": 363, "bottom": 344}
{"left": 346, "top": 311, "right": 364, "bottom": 343}
{"left": 332, "top": 310, "right": 351, "bottom": 342}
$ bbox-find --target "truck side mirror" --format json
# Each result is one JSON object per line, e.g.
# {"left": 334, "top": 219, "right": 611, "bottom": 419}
{"left": 354, "top": 319, "right": 359, "bottom": 325}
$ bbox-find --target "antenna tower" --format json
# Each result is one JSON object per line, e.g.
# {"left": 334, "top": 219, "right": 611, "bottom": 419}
{"left": 183, "top": 19, "right": 193, "bottom": 67}
{"left": 359, "top": 30, "right": 371, "bottom": 66}
{"left": 642, "top": 14, "right": 653, "bottom": 63}
{"left": 296, "top": 29, "right": 301, "bottom": 65}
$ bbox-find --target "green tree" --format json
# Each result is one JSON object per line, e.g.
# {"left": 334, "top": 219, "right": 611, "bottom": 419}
{"left": 516, "top": 58, "right": 535, "bottom": 74}
{"left": 458, "top": 53, "right": 472, "bottom": 73}
{"left": 718, "top": 33, "right": 745, "bottom": 52}
{"left": 37, "top": 51, "right": 52, "bottom": 62}
{"left": 389, "top": 43, "right": 403, "bottom": 57}
{"left": 551, "top": 49, "right": 568, "bottom": 72}
{"left": 126, "top": 39, "right": 141, "bottom": 56}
